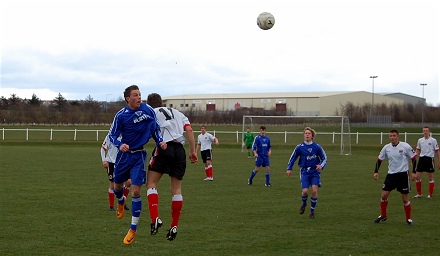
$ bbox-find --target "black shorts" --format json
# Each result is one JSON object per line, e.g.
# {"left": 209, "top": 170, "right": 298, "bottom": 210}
{"left": 148, "top": 142, "right": 186, "bottom": 180}
{"left": 201, "top": 149, "right": 212, "bottom": 163}
{"left": 382, "top": 171, "right": 410, "bottom": 194}
{"left": 107, "top": 162, "right": 115, "bottom": 182}
{"left": 416, "top": 156, "right": 435, "bottom": 173}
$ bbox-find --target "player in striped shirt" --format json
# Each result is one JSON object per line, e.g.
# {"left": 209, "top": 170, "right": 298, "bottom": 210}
{"left": 196, "top": 125, "right": 219, "bottom": 181}
{"left": 146, "top": 93, "right": 198, "bottom": 241}
{"left": 286, "top": 127, "right": 327, "bottom": 219}
{"left": 413, "top": 126, "right": 440, "bottom": 199}
{"left": 373, "top": 129, "right": 417, "bottom": 226}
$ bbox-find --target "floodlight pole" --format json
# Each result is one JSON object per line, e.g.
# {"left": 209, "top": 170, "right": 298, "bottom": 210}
{"left": 370, "top": 76, "right": 378, "bottom": 116}
{"left": 105, "top": 94, "right": 112, "bottom": 113}
{"left": 420, "top": 83, "right": 427, "bottom": 125}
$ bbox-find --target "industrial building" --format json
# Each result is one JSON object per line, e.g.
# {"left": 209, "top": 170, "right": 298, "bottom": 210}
{"left": 162, "top": 91, "right": 419, "bottom": 116}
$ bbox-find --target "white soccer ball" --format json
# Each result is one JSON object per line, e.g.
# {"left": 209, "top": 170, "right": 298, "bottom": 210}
{"left": 257, "top": 12, "right": 275, "bottom": 30}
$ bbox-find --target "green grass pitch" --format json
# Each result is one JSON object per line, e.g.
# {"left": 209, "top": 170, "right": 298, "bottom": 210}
{"left": 1, "top": 133, "right": 439, "bottom": 255}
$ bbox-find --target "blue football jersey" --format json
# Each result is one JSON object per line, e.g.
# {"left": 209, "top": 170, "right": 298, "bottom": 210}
{"left": 252, "top": 135, "right": 271, "bottom": 157}
{"left": 287, "top": 141, "right": 327, "bottom": 170}
{"left": 108, "top": 102, "right": 163, "bottom": 149}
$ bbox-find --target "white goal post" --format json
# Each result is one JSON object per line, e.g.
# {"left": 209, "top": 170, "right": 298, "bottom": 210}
{"left": 241, "top": 115, "right": 351, "bottom": 155}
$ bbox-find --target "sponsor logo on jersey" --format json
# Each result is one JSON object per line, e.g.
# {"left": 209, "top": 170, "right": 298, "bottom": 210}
{"left": 306, "top": 154, "right": 317, "bottom": 161}
{"left": 134, "top": 113, "right": 152, "bottom": 123}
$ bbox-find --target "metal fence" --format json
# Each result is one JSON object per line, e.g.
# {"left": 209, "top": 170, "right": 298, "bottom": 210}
{"left": 1, "top": 128, "right": 435, "bottom": 147}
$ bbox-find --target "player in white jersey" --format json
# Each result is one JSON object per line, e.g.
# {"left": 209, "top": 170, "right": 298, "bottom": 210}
{"left": 373, "top": 129, "right": 417, "bottom": 226}
{"left": 196, "top": 125, "right": 219, "bottom": 181}
{"left": 146, "top": 93, "right": 197, "bottom": 241}
{"left": 100, "top": 134, "right": 131, "bottom": 211}
{"left": 413, "top": 126, "right": 440, "bottom": 199}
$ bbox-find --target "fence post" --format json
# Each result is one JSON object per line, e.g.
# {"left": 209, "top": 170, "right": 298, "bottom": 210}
{"left": 236, "top": 131, "right": 239, "bottom": 143}
{"left": 380, "top": 132, "right": 383, "bottom": 144}
{"left": 50, "top": 129, "right": 53, "bottom": 140}
{"left": 96, "top": 130, "right": 99, "bottom": 141}
{"left": 74, "top": 129, "right": 77, "bottom": 141}
{"left": 26, "top": 128, "right": 29, "bottom": 141}
{"left": 285, "top": 131, "right": 287, "bottom": 143}
{"left": 356, "top": 132, "right": 359, "bottom": 144}
{"left": 332, "top": 132, "right": 335, "bottom": 144}
{"left": 2, "top": 128, "right": 4, "bottom": 140}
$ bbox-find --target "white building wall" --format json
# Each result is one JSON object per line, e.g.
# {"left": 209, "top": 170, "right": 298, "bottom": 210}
{"left": 162, "top": 91, "right": 404, "bottom": 116}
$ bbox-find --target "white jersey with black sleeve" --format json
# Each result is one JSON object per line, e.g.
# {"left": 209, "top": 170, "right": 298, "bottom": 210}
{"left": 378, "top": 141, "right": 417, "bottom": 174}
{"left": 154, "top": 107, "right": 190, "bottom": 145}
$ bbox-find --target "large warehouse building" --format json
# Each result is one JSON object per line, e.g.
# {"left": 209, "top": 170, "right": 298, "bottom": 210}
{"left": 162, "top": 91, "right": 416, "bottom": 116}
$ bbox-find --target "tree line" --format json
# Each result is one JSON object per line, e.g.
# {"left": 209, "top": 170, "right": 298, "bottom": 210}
{"left": 1, "top": 93, "right": 439, "bottom": 125}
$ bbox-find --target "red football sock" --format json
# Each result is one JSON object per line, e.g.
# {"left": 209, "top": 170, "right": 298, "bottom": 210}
{"left": 208, "top": 165, "right": 213, "bottom": 178}
{"left": 147, "top": 188, "right": 159, "bottom": 223}
{"left": 429, "top": 181, "right": 435, "bottom": 196}
{"left": 404, "top": 202, "right": 412, "bottom": 220}
{"left": 380, "top": 200, "right": 388, "bottom": 217}
{"left": 108, "top": 190, "right": 115, "bottom": 208}
{"left": 171, "top": 194, "right": 183, "bottom": 227}
{"left": 416, "top": 180, "right": 422, "bottom": 195}
{"left": 123, "top": 186, "right": 130, "bottom": 197}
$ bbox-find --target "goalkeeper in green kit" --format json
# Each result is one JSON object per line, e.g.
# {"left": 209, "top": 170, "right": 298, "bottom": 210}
{"left": 243, "top": 127, "right": 255, "bottom": 158}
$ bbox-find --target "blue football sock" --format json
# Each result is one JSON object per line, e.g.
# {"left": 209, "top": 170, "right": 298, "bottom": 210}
{"left": 265, "top": 172, "right": 270, "bottom": 184}
{"left": 114, "top": 188, "right": 124, "bottom": 202}
{"left": 249, "top": 170, "right": 257, "bottom": 181}
{"left": 310, "top": 197, "right": 318, "bottom": 213}
{"left": 302, "top": 195, "right": 308, "bottom": 206}
{"left": 130, "top": 196, "right": 142, "bottom": 231}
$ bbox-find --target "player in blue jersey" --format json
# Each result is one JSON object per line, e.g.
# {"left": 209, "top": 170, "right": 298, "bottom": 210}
{"left": 248, "top": 126, "right": 272, "bottom": 187}
{"left": 286, "top": 127, "right": 328, "bottom": 219}
{"left": 108, "top": 85, "right": 167, "bottom": 245}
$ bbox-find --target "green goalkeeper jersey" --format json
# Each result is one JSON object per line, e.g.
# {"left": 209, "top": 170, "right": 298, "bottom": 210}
{"left": 244, "top": 132, "right": 254, "bottom": 144}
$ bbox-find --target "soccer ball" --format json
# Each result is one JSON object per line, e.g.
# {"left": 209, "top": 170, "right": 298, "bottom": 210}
{"left": 257, "top": 12, "right": 275, "bottom": 30}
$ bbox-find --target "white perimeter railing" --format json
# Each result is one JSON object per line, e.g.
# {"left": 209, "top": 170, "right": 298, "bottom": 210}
{"left": 0, "top": 128, "right": 435, "bottom": 145}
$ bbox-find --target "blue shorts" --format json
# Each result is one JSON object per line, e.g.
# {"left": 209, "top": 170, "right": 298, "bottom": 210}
{"left": 114, "top": 150, "right": 147, "bottom": 186}
{"left": 299, "top": 167, "right": 321, "bottom": 189}
{"left": 255, "top": 156, "right": 270, "bottom": 167}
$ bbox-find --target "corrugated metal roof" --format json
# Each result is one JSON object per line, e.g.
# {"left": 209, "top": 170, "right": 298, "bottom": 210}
{"left": 162, "top": 91, "right": 360, "bottom": 100}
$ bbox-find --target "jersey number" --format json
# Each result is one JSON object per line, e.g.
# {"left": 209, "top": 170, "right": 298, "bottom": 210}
{"left": 159, "top": 108, "right": 174, "bottom": 120}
